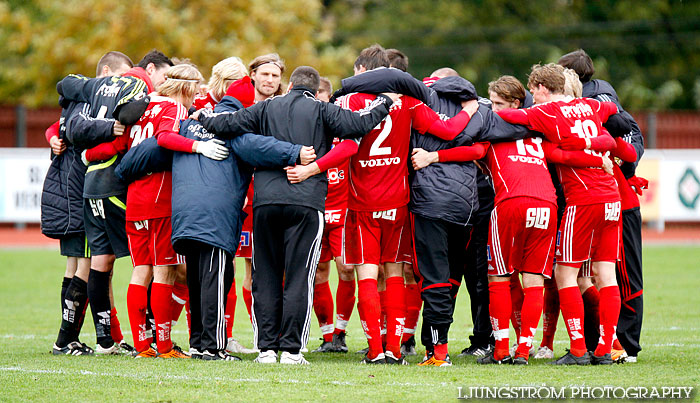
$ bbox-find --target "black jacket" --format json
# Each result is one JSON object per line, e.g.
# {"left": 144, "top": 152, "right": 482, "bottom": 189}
{"left": 409, "top": 77, "right": 530, "bottom": 225}
{"left": 200, "top": 87, "right": 392, "bottom": 212}
{"left": 40, "top": 101, "right": 113, "bottom": 238}
{"left": 583, "top": 79, "right": 644, "bottom": 178}
{"left": 330, "top": 67, "right": 435, "bottom": 105}
{"left": 58, "top": 74, "right": 148, "bottom": 198}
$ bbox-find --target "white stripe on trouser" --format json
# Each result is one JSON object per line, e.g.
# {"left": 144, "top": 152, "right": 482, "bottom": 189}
{"left": 250, "top": 239, "right": 258, "bottom": 350}
{"left": 216, "top": 248, "right": 226, "bottom": 350}
{"left": 300, "top": 211, "right": 325, "bottom": 349}
{"left": 431, "top": 326, "right": 438, "bottom": 345}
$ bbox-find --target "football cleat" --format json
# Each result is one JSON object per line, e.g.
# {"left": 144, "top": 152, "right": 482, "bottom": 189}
{"left": 253, "top": 350, "right": 277, "bottom": 364}
{"left": 548, "top": 351, "right": 591, "bottom": 366}
{"left": 157, "top": 348, "right": 190, "bottom": 359}
{"left": 400, "top": 335, "right": 417, "bottom": 356}
{"left": 280, "top": 351, "right": 309, "bottom": 365}
{"left": 477, "top": 352, "right": 513, "bottom": 365}
{"left": 356, "top": 347, "right": 369, "bottom": 355}
{"left": 133, "top": 347, "right": 157, "bottom": 358}
{"left": 611, "top": 348, "right": 627, "bottom": 363}
{"left": 459, "top": 344, "right": 493, "bottom": 358}
{"left": 79, "top": 342, "right": 95, "bottom": 355}
{"left": 361, "top": 352, "right": 385, "bottom": 364}
{"left": 95, "top": 343, "right": 119, "bottom": 355}
{"left": 533, "top": 346, "right": 555, "bottom": 359}
{"left": 202, "top": 350, "right": 242, "bottom": 361}
{"left": 384, "top": 351, "right": 408, "bottom": 365}
{"left": 590, "top": 352, "right": 613, "bottom": 365}
{"left": 332, "top": 332, "right": 348, "bottom": 353}
{"left": 189, "top": 348, "right": 203, "bottom": 360}
{"left": 226, "top": 338, "right": 258, "bottom": 354}
{"left": 512, "top": 355, "right": 529, "bottom": 365}
{"left": 626, "top": 355, "right": 637, "bottom": 363}
{"left": 312, "top": 340, "right": 336, "bottom": 353}
{"left": 52, "top": 341, "right": 94, "bottom": 356}
{"left": 418, "top": 354, "right": 452, "bottom": 367}
{"left": 117, "top": 340, "right": 136, "bottom": 355}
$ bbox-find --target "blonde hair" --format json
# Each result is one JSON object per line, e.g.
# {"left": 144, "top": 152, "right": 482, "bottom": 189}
{"left": 156, "top": 64, "right": 204, "bottom": 102}
{"left": 563, "top": 68, "right": 582, "bottom": 98}
{"left": 208, "top": 57, "right": 248, "bottom": 100}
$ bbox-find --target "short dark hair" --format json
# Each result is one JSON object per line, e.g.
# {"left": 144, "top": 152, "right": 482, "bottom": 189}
{"left": 354, "top": 44, "right": 390, "bottom": 71}
{"left": 290, "top": 66, "right": 320, "bottom": 93}
{"left": 96, "top": 51, "right": 133, "bottom": 76}
{"left": 137, "top": 49, "right": 174, "bottom": 70}
{"left": 558, "top": 49, "right": 595, "bottom": 83}
{"left": 386, "top": 48, "right": 408, "bottom": 72}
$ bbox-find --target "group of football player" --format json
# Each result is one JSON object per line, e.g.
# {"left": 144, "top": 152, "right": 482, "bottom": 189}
{"left": 42, "top": 43, "right": 646, "bottom": 367}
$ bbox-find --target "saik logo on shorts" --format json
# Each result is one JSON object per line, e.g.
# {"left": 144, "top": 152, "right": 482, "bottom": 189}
{"left": 134, "top": 220, "right": 149, "bottom": 231}
{"left": 373, "top": 209, "right": 397, "bottom": 221}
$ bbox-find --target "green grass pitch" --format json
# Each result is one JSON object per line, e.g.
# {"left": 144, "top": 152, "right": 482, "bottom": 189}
{"left": 1, "top": 246, "right": 699, "bottom": 401}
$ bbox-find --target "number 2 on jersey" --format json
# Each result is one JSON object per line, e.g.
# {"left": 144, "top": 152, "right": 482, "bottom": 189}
{"left": 365, "top": 99, "right": 392, "bottom": 157}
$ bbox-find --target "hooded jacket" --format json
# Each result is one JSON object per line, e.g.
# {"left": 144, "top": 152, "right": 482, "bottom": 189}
{"left": 170, "top": 96, "right": 302, "bottom": 255}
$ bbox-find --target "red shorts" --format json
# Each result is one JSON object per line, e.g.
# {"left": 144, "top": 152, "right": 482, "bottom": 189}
{"left": 320, "top": 223, "right": 343, "bottom": 263}
{"left": 487, "top": 198, "right": 556, "bottom": 278}
{"left": 126, "top": 217, "right": 184, "bottom": 267}
{"left": 556, "top": 202, "right": 621, "bottom": 267}
{"left": 236, "top": 209, "right": 253, "bottom": 258}
{"left": 343, "top": 206, "right": 412, "bottom": 266}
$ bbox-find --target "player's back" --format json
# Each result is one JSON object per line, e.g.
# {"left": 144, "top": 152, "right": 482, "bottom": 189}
{"left": 485, "top": 138, "right": 557, "bottom": 206}
{"left": 125, "top": 95, "right": 187, "bottom": 221}
{"left": 526, "top": 97, "right": 619, "bottom": 205}
{"left": 336, "top": 93, "right": 417, "bottom": 211}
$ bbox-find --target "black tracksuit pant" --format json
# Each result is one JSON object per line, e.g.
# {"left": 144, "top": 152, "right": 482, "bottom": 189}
{"left": 460, "top": 213, "right": 494, "bottom": 347}
{"left": 412, "top": 213, "right": 471, "bottom": 349}
{"left": 185, "top": 241, "right": 234, "bottom": 353}
{"left": 252, "top": 204, "right": 323, "bottom": 354}
{"left": 616, "top": 207, "right": 643, "bottom": 356}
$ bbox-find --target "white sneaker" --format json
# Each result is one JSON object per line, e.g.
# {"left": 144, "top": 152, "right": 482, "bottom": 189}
{"left": 226, "top": 338, "right": 258, "bottom": 354}
{"left": 626, "top": 355, "right": 637, "bottom": 363}
{"left": 300, "top": 347, "right": 309, "bottom": 353}
{"left": 280, "top": 351, "right": 310, "bottom": 365}
{"left": 533, "top": 346, "right": 555, "bottom": 359}
{"left": 253, "top": 350, "right": 277, "bottom": 364}
{"left": 95, "top": 343, "right": 119, "bottom": 355}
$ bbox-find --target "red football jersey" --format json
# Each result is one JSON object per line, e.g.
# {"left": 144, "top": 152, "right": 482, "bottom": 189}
{"left": 193, "top": 92, "right": 219, "bottom": 110}
{"left": 484, "top": 138, "right": 558, "bottom": 206}
{"left": 516, "top": 98, "right": 620, "bottom": 205}
{"left": 324, "top": 137, "right": 350, "bottom": 217}
{"left": 335, "top": 94, "right": 437, "bottom": 211}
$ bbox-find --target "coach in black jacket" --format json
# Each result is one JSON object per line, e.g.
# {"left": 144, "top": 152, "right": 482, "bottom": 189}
{"left": 199, "top": 66, "right": 396, "bottom": 364}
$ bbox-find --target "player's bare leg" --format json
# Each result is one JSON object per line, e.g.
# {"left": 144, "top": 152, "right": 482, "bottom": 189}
{"left": 171, "top": 264, "right": 190, "bottom": 334}
{"left": 333, "top": 256, "right": 355, "bottom": 352}
{"left": 401, "top": 262, "right": 420, "bottom": 356}
{"left": 356, "top": 264, "right": 384, "bottom": 362}
{"left": 589, "top": 261, "right": 620, "bottom": 364}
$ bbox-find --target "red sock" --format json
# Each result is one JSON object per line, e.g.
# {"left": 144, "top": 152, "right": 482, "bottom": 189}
{"left": 594, "top": 285, "right": 621, "bottom": 356}
{"left": 510, "top": 277, "right": 524, "bottom": 341}
{"left": 516, "top": 286, "right": 543, "bottom": 358}
{"left": 171, "top": 281, "right": 189, "bottom": 328}
{"left": 540, "top": 277, "right": 559, "bottom": 350}
{"left": 334, "top": 279, "right": 355, "bottom": 335}
{"left": 151, "top": 282, "right": 174, "bottom": 353}
{"left": 110, "top": 308, "right": 124, "bottom": 344}
{"left": 385, "top": 277, "right": 406, "bottom": 357}
{"left": 357, "top": 279, "right": 383, "bottom": 359}
{"left": 488, "top": 281, "right": 511, "bottom": 360}
{"left": 558, "top": 286, "right": 587, "bottom": 356}
{"left": 379, "top": 289, "right": 387, "bottom": 346}
{"left": 434, "top": 343, "right": 448, "bottom": 361}
{"left": 242, "top": 286, "right": 253, "bottom": 322}
{"left": 126, "top": 284, "right": 150, "bottom": 352}
{"left": 313, "top": 281, "right": 334, "bottom": 342}
{"left": 225, "top": 279, "right": 237, "bottom": 339}
{"left": 402, "top": 283, "right": 422, "bottom": 344}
